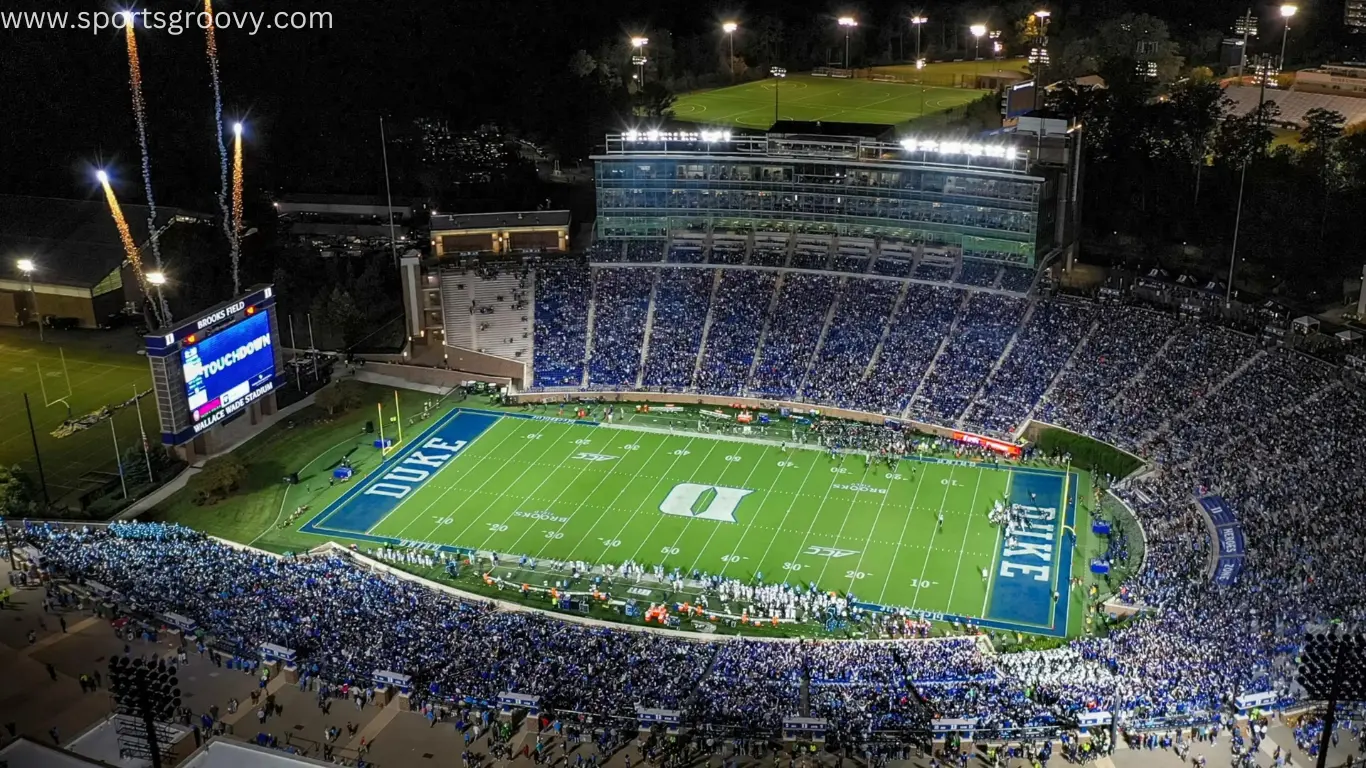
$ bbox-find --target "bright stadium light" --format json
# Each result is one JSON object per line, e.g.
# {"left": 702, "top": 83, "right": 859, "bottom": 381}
{"left": 631, "top": 36, "right": 649, "bottom": 47}
{"left": 899, "top": 137, "right": 1019, "bottom": 161}
{"left": 838, "top": 17, "right": 858, "bottom": 69}
{"left": 1280, "top": 4, "right": 1298, "bottom": 17}
{"left": 1034, "top": 9, "right": 1051, "bottom": 19}
{"left": 723, "top": 21, "right": 738, "bottom": 33}
{"left": 17, "top": 258, "right": 35, "bottom": 274}
{"left": 146, "top": 271, "right": 167, "bottom": 286}
{"left": 970, "top": 23, "right": 988, "bottom": 37}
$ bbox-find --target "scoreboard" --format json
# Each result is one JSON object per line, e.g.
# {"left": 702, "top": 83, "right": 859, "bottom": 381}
{"left": 144, "top": 285, "right": 285, "bottom": 446}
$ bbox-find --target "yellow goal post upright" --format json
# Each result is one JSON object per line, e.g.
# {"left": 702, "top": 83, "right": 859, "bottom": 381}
{"left": 375, "top": 391, "right": 404, "bottom": 457}
{"left": 34, "top": 347, "right": 75, "bottom": 414}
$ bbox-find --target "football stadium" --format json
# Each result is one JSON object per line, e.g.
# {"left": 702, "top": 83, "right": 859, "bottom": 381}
{"left": 9, "top": 117, "right": 1365, "bottom": 765}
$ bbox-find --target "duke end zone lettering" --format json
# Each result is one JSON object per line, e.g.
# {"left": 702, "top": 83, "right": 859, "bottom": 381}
{"left": 997, "top": 504, "right": 1057, "bottom": 582}
{"left": 362, "top": 437, "right": 470, "bottom": 500}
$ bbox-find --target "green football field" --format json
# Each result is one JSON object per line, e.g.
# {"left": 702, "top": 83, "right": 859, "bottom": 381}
{"left": 0, "top": 330, "right": 155, "bottom": 500}
{"left": 672, "top": 75, "right": 988, "bottom": 129}
{"left": 304, "top": 408, "right": 1083, "bottom": 636}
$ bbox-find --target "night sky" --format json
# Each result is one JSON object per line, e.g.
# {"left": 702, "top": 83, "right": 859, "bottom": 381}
{"left": 0, "top": 0, "right": 1313, "bottom": 209}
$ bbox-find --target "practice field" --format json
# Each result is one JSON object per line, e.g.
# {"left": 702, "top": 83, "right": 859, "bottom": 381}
{"left": 672, "top": 75, "right": 988, "bottom": 129}
{"left": 304, "top": 409, "right": 1081, "bottom": 637}
{"left": 0, "top": 330, "right": 155, "bottom": 501}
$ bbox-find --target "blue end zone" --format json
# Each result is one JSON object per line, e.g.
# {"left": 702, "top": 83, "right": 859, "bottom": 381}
{"left": 301, "top": 409, "right": 500, "bottom": 543}
{"left": 980, "top": 469, "right": 1078, "bottom": 637}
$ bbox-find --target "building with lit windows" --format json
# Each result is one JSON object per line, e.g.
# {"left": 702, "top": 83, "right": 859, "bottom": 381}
{"left": 590, "top": 118, "right": 1081, "bottom": 272}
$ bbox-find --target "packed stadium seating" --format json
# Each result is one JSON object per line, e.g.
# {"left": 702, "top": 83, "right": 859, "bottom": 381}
{"left": 30, "top": 251, "right": 1366, "bottom": 757}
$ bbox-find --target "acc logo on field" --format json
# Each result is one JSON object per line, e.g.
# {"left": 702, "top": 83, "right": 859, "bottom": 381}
{"left": 573, "top": 452, "right": 619, "bottom": 462}
{"left": 805, "top": 546, "right": 860, "bottom": 558}
{"left": 659, "top": 483, "right": 754, "bottom": 523}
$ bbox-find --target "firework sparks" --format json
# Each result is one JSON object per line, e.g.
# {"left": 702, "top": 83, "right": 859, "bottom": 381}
{"left": 123, "top": 17, "right": 164, "bottom": 272}
{"left": 100, "top": 172, "right": 163, "bottom": 326}
{"left": 203, "top": 0, "right": 238, "bottom": 291}
{"left": 232, "top": 122, "right": 244, "bottom": 268}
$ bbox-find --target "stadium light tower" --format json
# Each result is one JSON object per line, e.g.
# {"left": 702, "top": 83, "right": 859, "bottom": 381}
{"left": 1279, "top": 4, "right": 1297, "bottom": 71}
{"left": 971, "top": 24, "right": 988, "bottom": 79}
{"left": 911, "top": 15, "right": 928, "bottom": 71}
{"left": 838, "top": 16, "right": 857, "bottom": 69}
{"left": 1032, "top": 10, "right": 1051, "bottom": 111}
{"left": 723, "top": 22, "right": 738, "bottom": 79}
{"left": 16, "top": 258, "right": 41, "bottom": 341}
{"left": 631, "top": 36, "right": 649, "bottom": 86}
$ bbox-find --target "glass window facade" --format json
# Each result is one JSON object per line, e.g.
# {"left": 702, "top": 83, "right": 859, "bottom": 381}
{"left": 594, "top": 151, "right": 1053, "bottom": 266}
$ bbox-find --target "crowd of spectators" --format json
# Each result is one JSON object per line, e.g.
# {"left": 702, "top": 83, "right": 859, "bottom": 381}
{"left": 692, "top": 271, "right": 777, "bottom": 396}
{"left": 586, "top": 269, "right": 654, "bottom": 388}
{"left": 748, "top": 273, "right": 839, "bottom": 399}
{"left": 964, "top": 300, "right": 1095, "bottom": 434}
{"left": 912, "top": 293, "right": 1026, "bottom": 423}
{"left": 801, "top": 280, "right": 901, "bottom": 408}
{"left": 28, "top": 250, "right": 1358, "bottom": 747}
{"left": 530, "top": 263, "right": 591, "bottom": 387}
{"left": 640, "top": 268, "right": 714, "bottom": 390}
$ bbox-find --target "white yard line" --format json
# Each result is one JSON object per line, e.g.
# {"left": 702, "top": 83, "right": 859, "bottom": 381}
{"left": 530, "top": 433, "right": 671, "bottom": 559}
{"left": 680, "top": 443, "right": 772, "bottom": 574}
{"left": 876, "top": 464, "right": 938, "bottom": 605}
{"left": 776, "top": 456, "right": 849, "bottom": 581}
{"left": 390, "top": 416, "right": 536, "bottom": 540}
{"left": 578, "top": 437, "right": 699, "bottom": 561}
{"left": 439, "top": 420, "right": 577, "bottom": 546}
{"left": 717, "top": 450, "right": 821, "bottom": 579}
{"left": 490, "top": 429, "right": 631, "bottom": 555}
{"left": 909, "top": 467, "right": 957, "bottom": 609}
{"left": 945, "top": 470, "right": 985, "bottom": 610}
{"left": 812, "top": 463, "right": 883, "bottom": 589}
{"left": 621, "top": 440, "right": 723, "bottom": 565}
{"left": 841, "top": 463, "right": 912, "bottom": 594}
{"left": 737, "top": 450, "right": 819, "bottom": 576}
{"left": 980, "top": 469, "right": 1013, "bottom": 616}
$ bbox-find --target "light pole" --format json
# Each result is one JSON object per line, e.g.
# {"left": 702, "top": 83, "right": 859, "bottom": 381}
{"left": 723, "top": 22, "right": 738, "bottom": 79}
{"left": 911, "top": 16, "right": 927, "bottom": 71}
{"left": 1279, "top": 4, "right": 1297, "bottom": 72}
{"left": 970, "top": 24, "right": 987, "bottom": 81}
{"left": 631, "top": 36, "right": 649, "bottom": 88}
{"left": 838, "top": 17, "right": 857, "bottom": 69}
{"left": 770, "top": 66, "right": 787, "bottom": 124}
{"left": 17, "top": 258, "right": 41, "bottom": 341}
{"left": 1032, "top": 10, "right": 1051, "bottom": 111}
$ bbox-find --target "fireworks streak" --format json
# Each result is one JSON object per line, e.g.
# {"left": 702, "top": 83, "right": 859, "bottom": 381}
{"left": 123, "top": 19, "right": 164, "bottom": 272}
{"left": 100, "top": 175, "right": 164, "bottom": 327}
{"left": 232, "top": 123, "right": 244, "bottom": 275}
{"left": 203, "top": 0, "right": 239, "bottom": 292}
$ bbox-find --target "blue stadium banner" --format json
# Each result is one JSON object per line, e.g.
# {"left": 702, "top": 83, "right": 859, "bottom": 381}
{"left": 1198, "top": 495, "right": 1246, "bottom": 586}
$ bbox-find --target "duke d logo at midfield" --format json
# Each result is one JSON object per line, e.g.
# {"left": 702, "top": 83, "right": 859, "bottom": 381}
{"left": 659, "top": 483, "right": 754, "bottom": 523}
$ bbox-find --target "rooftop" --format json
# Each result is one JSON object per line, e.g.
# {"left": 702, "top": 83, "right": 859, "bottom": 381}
{"left": 430, "top": 210, "right": 571, "bottom": 231}
{"left": 0, "top": 195, "right": 208, "bottom": 289}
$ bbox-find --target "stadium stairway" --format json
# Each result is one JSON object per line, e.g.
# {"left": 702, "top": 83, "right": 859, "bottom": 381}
{"left": 580, "top": 268, "right": 599, "bottom": 389}
{"left": 989, "top": 266, "right": 1005, "bottom": 290}
{"left": 1144, "top": 348, "right": 1267, "bottom": 449}
{"left": 633, "top": 268, "right": 663, "bottom": 389}
{"left": 688, "top": 269, "right": 726, "bottom": 390}
{"left": 799, "top": 670, "right": 811, "bottom": 718}
{"left": 955, "top": 296, "right": 1037, "bottom": 428}
{"left": 743, "top": 272, "right": 788, "bottom": 395}
{"left": 796, "top": 276, "right": 848, "bottom": 397}
{"left": 902, "top": 290, "right": 973, "bottom": 420}
{"left": 1019, "top": 314, "right": 1101, "bottom": 437}
{"left": 862, "top": 281, "right": 912, "bottom": 381}
{"left": 1104, "top": 327, "right": 1181, "bottom": 412}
